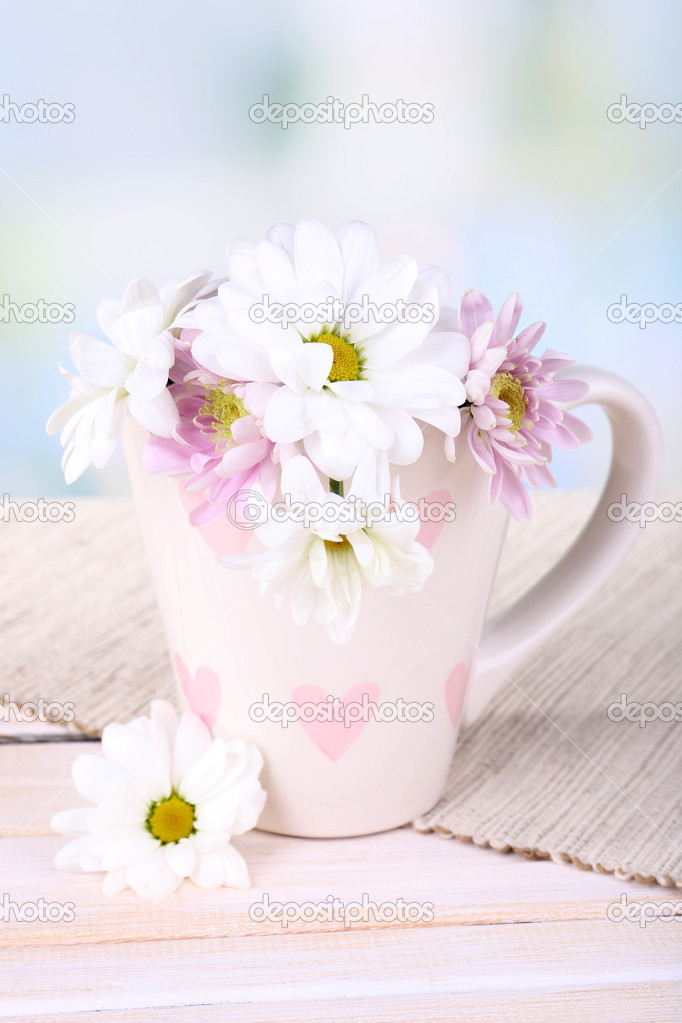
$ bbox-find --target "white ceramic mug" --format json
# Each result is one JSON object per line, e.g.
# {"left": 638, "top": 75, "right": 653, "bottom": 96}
{"left": 123, "top": 367, "right": 661, "bottom": 838}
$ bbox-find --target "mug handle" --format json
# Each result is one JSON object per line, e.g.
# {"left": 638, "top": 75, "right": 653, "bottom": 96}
{"left": 462, "top": 365, "right": 662, "bottom": 726}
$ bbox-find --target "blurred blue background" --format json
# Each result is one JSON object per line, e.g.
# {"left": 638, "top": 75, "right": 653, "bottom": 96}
{"left": 1, "top": 0, "right": 679, "bottom": 497}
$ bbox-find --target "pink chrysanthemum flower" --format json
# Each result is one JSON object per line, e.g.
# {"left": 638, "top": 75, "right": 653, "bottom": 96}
{"left": 457, "top": 291, "right": 593, "bottom": 521}
{"left": 143, "top": 333, "right": 280, "bottom": 525}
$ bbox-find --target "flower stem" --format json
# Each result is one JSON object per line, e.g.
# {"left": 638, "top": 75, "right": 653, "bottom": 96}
{"left": 329, "top": 478, "right": 344, "bottom": 497}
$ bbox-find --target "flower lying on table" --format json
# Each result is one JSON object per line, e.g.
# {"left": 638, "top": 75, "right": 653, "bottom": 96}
{"left": 48, "top": 219, "right": 591, "bottom": 643}
{"left": 51, "top": 701, "right": 266, "bottom": 902}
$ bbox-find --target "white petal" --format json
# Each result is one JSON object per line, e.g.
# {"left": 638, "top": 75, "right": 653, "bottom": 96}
{"left": 125, "top": 346, "right": 174, "bottom": 401}
{"left": 294, "top": 219, "right": 344, "bottom": 294}
{"left": 102, "top": 868, "right": 129, "bottom": 896}
{"left": 351, "top": 255, "right": 418, "bottom": 341}
{"left": 72, "top": 333, "right": 132, "bottom": 387}
{"left": 193, "top": 326, "right": 278, "bottom": 383}
{"left": 415, "top": 405, "right": 462, "bottom": 436}
{"left": 100, "top": 722, "right": 171, "bottom": 802}
{"left": 160, "top": 271, "right": 213, "bottom": 323}
{"left": 417, "top": 329, "right": 471, "bottom": 379}
{"left": 218, "top": 843, "right": 251, "bottom": 888}
{"left": 127, "top": 388, "right": 179, "bottom": 438}
{"left": 189, "top": 849, "right": 225, "bottom": 889}
{"left": 50, "top": 807, "right": 93, "bottom": 836}
{"left": 122, "top": 278, "right": 161, "bottom": 315}
{"left": 96, "top": 789, "right": 149, "bottom": 827}
{"left": 149, "top": 700, "right": 179, "bottom": 779}
{"left": 107, "top": 304, "right": 165, "bottom": 359}
{"left": 280, "top": 455, "right": 325, "bottom": 504}
{"left": 71, "top": 754, "right": 131, "bottom": 804}
{"left": 172, "top": 711, "right": 213, "bottom": 788}
{"left": 418, "top": 264, "right": 450, "bottom": 308}
{"left": 125, "top": 848, "right": 184, "bottom": 901}
{"left": 164, "top": 837, "right": 197, "bottom": 878}
{"left": 382, "top": 409, "right": 424, "bottom": 464}
{"left": 337, "top": 221, "right": 381, "bottom": 303}
{"left": 265, "top": 221, "right": 296, "bottom": 259}
{"left": 263, "top": 387, "right": 315, "bottom": 443}
{"left": 101, "top": 831, "right": 159, "bottom": 871}
{"left": 178, "top": 739, "right": 228, "bottom": 804}
{"left": 54, "top": 834, "right": 105, "bottom": 872}
{"left": 253, "top": 239, "right": 299, "bottom": 301}
{"left": 302, "top": 430, "right": 356, "bottom": 481}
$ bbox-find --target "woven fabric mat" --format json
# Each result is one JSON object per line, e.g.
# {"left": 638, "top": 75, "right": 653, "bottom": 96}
{"left": 2, "top": 493, "right": 680, "bottom": 888}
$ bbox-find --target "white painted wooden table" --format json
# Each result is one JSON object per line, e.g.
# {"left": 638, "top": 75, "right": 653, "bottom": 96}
{"left": 1, "top": 740, "right": 681, "bottom": 1021}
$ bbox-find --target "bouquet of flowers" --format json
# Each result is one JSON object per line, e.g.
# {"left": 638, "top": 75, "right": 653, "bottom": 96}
{"left": 48, "top": 219, "right": 591, "bottom": 643}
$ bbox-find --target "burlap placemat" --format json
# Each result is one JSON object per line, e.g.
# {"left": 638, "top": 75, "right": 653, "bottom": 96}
{"left": 1, "top": 493, "right": 680, "bottom": 887}
{"left": 0, "top": 498, "right": 174, "bottom": 732}
{"left": 415, "top": 493, "right": 682, "bottom": 890}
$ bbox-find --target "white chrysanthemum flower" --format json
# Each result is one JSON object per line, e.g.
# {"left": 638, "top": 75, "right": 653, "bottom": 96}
{"left": 51, "top": 700, "right": 266, "bottom": 902}
{"left": 47, "top": 272, "right": 212, "bottom": 483}
{"left": 224, "top": 456, "right": 434, "bottom": 644}
{"left": 189, "top": 220, "right": 469, "bottom": 480}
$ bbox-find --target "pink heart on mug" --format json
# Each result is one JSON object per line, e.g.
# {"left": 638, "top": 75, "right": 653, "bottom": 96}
{"left": 178, "top": 485, "right": 251, "bottom": 557}
{"left": 174, "top": 653, "right": 221, "bottom": 731}
{"left": 416, "top": 488, "right": 453, "bottom": 552}
{"left": 445, "top": 662, "right": 468, "bottom": 728}
{"left": 291, "top": 682, "right": 380, "bottom": 761}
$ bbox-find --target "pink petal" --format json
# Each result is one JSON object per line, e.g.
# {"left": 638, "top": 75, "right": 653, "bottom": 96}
{"left": 493, "top": 293, "right": 523, "bottom": 342}
{"left": 459, "top": 290, "right": 494, "bottom": 336}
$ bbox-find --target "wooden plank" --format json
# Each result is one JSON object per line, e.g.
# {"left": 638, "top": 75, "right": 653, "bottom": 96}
{"left": 0, "top": 985, "right": 680, "bottom": 1023}
{"left": 0, "top": 922, "right": 680, "bottom": 1017}
{"left": 3, "top": 743, "right": 679, "bottom": 948}
{"left": 3, "top": 735, "right": 680, "bottom": 1021}
{"left": 0, "top": 742, "right": 89, "bottom": 837}
{"left": 1, "top": 830, "right": 678, "bottom": 947}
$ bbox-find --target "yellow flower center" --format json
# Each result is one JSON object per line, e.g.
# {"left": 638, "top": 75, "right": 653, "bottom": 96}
{"left": 199, "top": 388, "right": 247, "bottom": 439}
{"left": 324, "top": 534, "right": 353, "bottom": 550}
{"left": 490, "top": 373, "right": 527, "bottom": 432}
{"left": 146, "top": 794, "right": 195, "bottom": 844}
{"left": 305, "top": 331, "right": 361, "bottom": 383}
